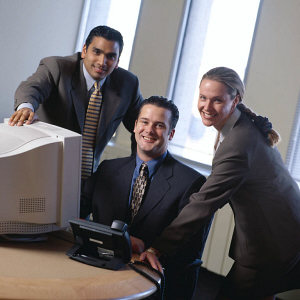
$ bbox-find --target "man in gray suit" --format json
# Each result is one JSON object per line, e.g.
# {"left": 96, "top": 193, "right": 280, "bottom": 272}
{"left": 9, "top": 25, "right": 143, "bottom": 173}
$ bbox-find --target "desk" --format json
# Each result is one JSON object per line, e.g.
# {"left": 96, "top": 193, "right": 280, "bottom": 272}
{"left": 0, "top": 232, "right": 159, "bottom": 299}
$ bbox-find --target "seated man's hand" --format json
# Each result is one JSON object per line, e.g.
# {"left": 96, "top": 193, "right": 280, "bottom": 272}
{"left": 140, "top": 248, "right": 164, "bottom": 273}
{"left": 130, "top": 236, "right": 145, "bottom": 254}
{"left": 8, "top": 108, "right": 36, "bottom": 126}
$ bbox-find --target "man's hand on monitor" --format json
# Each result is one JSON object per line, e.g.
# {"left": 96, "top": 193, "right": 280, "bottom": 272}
{"left": 130, "top": 236, "right": 145, "bottom": 254}
{"left": 140, "top": 248, "right": 164, "bottom": 273}
{"left": 8, "top": 108, "right": 35, "bottom": 126}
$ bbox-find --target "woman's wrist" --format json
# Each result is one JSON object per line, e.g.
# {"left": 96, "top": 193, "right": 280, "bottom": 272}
{"left": 146, "top": 247, "right": 161, "bottom": 257}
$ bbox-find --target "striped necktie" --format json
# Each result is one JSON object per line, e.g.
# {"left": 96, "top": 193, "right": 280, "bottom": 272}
{"left": 81, "top": 81, "right": 103, "bottom": 179}
{"left": 131, "top": 163, "right": 149, "bottom": 221}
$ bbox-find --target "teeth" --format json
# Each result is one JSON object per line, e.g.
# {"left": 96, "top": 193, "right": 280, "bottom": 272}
{"left": 203, "top": 112, "right": 215, "bottom": 117}
{"left": 143, "top": 136, "right": 154, "bottom": 141}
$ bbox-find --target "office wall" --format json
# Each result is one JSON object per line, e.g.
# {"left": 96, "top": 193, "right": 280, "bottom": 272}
{"left": 0, "top": 0, "right": 83, "bottom": 122}
{"left": 245, "top": 0, "right": 300, "bottom": 160}
{"left": 103, "top": 0, "right": 188, "bottom": 157}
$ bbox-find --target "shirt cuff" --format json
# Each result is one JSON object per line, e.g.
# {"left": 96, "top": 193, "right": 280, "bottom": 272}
{"left": 17, "top": 103, "right": 35, "bottom": 112}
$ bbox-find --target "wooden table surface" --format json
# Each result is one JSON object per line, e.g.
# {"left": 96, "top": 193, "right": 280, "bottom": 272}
{"left": 0, "top": 232, "right": 159, "bottom": 299}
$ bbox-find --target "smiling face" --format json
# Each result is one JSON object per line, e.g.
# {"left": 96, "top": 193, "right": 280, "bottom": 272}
{"left": 198, "top": 79, "right": 239, "bottom": 131}
{"left": 81, "top": 36, "right": 120, "bottom": 81}
{"left": 134, "top": 104, "right": 175, "bottom": 162}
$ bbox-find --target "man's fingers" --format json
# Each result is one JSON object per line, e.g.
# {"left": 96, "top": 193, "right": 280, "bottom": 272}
{"left": 8, "top": 108, "right": 34, "bottom": 126}
{"left": 8, "top": 111, "right": 19, "bottom": 125}
{"left": 8, "top": 111, "right": 24, "bottom": 126}
{"left": 25, "top": 111, "right": 35, "bottom": 124}
{"left": 17, "top": 113, "right": 27, "bottom": 126}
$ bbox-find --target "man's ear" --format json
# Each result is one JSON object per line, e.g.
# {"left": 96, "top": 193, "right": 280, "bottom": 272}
{"left": 168, "top": 129, "right": 175, "bottom": 141}
{"left": 114, "top": 58, "right": 119, "bottom": 69}
{"left": 81, "top": 45, "right": 87, "bottom": 59}
{"left": 133, "top": 120, "right": 138, "bottom": 133}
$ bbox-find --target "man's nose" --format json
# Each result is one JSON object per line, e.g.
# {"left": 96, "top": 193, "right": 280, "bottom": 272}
{"left": 145, "top": 124, "right": 154, "bottom": 133}
{"left": 204, "top": 100, "right": 213, "bottom": 110}
{"left": 98, "top": 54, "right": 106, "bottom": 65}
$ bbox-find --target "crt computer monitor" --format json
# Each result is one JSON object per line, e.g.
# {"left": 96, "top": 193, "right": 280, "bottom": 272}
{"left": 0, "top": 120, "right": 81, "bottom": 235}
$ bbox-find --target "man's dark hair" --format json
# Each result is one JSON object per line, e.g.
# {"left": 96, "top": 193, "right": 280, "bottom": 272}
{"left": 138, "top": 96, "right": 179, "bottom": 131}
{"left": 85, "top": 25, "right": 124, "bottom": 55}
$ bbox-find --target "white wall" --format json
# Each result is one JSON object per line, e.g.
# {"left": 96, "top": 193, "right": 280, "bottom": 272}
{"left": 245, "top": 0, "right": 300, "bottom": 160}
{"left": 0, "top": 0, "right": 83, "bottom": 122}
{"left": 104, "top": 0, "right": 188, "bottom": 158}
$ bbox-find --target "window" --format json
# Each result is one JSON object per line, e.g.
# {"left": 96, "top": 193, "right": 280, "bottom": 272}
{"left": 75, "top": 0, "right": 141, "bottom": 69}
{"left": 286, "top": 95, "right": 300, "bottom": 185}
{"left": 169, "top": 0, "right": 261, "bottom": 166}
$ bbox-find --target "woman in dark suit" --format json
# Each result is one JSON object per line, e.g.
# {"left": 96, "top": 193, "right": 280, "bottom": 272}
{"left": 142, "top": 67, "right": 300, "bottom": 300}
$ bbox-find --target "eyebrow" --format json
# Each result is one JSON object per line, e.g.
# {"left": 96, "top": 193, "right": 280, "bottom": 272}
{"left": 92, "top": 47, "right": 117, "bottom": 56}
{"left": 139, "top": 118, "right": 166, "bottom": 126}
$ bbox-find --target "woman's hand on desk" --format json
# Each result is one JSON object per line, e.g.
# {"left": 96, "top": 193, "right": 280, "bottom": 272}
{"left": 139, "top": 248, "right": 163, "bottom": 273}
{"left": 130, "top": 236, "right": 145, "bottom": 254}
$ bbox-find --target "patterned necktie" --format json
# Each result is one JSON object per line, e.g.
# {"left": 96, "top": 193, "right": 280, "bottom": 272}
{"left": 81, "top": 82, "right": 103, "bottom": 179}
{"left": 131, "top": 162, "right": 149, "bottom": 221}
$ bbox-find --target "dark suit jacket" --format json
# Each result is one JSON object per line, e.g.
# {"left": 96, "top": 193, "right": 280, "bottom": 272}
{"left": 14, "top": 53, "right": 143, "bottom": 170}
{"left": 81, "top": 152, "right": 209, "bottom": 264}
{"left": 153, "top": 112, "right": 300, "bottom": 269}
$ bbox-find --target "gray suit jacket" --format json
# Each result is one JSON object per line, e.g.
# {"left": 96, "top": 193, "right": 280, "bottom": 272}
{"left": 153, "top": 112, "right": 300, "bottom": 268}
{"left": 15, "top": 53, "right": 143, "bottom": 170}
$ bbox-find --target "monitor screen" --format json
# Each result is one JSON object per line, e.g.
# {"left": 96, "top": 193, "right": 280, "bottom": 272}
{"left": 0, "top": 120, "right": 81, "bottom": 234}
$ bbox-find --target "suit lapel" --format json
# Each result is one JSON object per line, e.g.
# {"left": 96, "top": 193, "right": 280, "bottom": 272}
{"left": 70, "top": 59, "right": 88, "bottom": 132}
{"left": 133, "top": 155, "right": 173, "bottom": 222}
{"left": 111, "top": 158, "right": 136, "bottom": 220}
{"left": 95, "top": 75, "right": 122, "bottom": 142}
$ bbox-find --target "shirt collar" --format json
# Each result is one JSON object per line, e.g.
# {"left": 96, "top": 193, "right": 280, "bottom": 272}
{"left": 219, "top": 108, "right": 241, "bottom": 144}
{"left": 135, "top": 152, "right": 167, "bottom": 178}
{"left": 82, "top": 63, "right": 106, "bottom": 91}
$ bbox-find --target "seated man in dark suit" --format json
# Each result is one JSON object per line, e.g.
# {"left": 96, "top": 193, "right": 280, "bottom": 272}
{"left": 81, "top": 96, "right": 212, "bottom": 300}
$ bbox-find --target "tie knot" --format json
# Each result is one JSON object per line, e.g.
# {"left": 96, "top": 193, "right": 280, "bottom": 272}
{"left": 140, "top": 162, "right": 148, "bottom": 176}
{"left": 93, "top": 81, "right": 100, "bottom": 91}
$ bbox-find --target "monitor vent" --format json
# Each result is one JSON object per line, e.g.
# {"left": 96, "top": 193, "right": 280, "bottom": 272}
{"left": 0, "top": 221, "right": 53, "bottom": 234}
{"left": 19, "top": 197, "right": 46, "bottom": 213}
